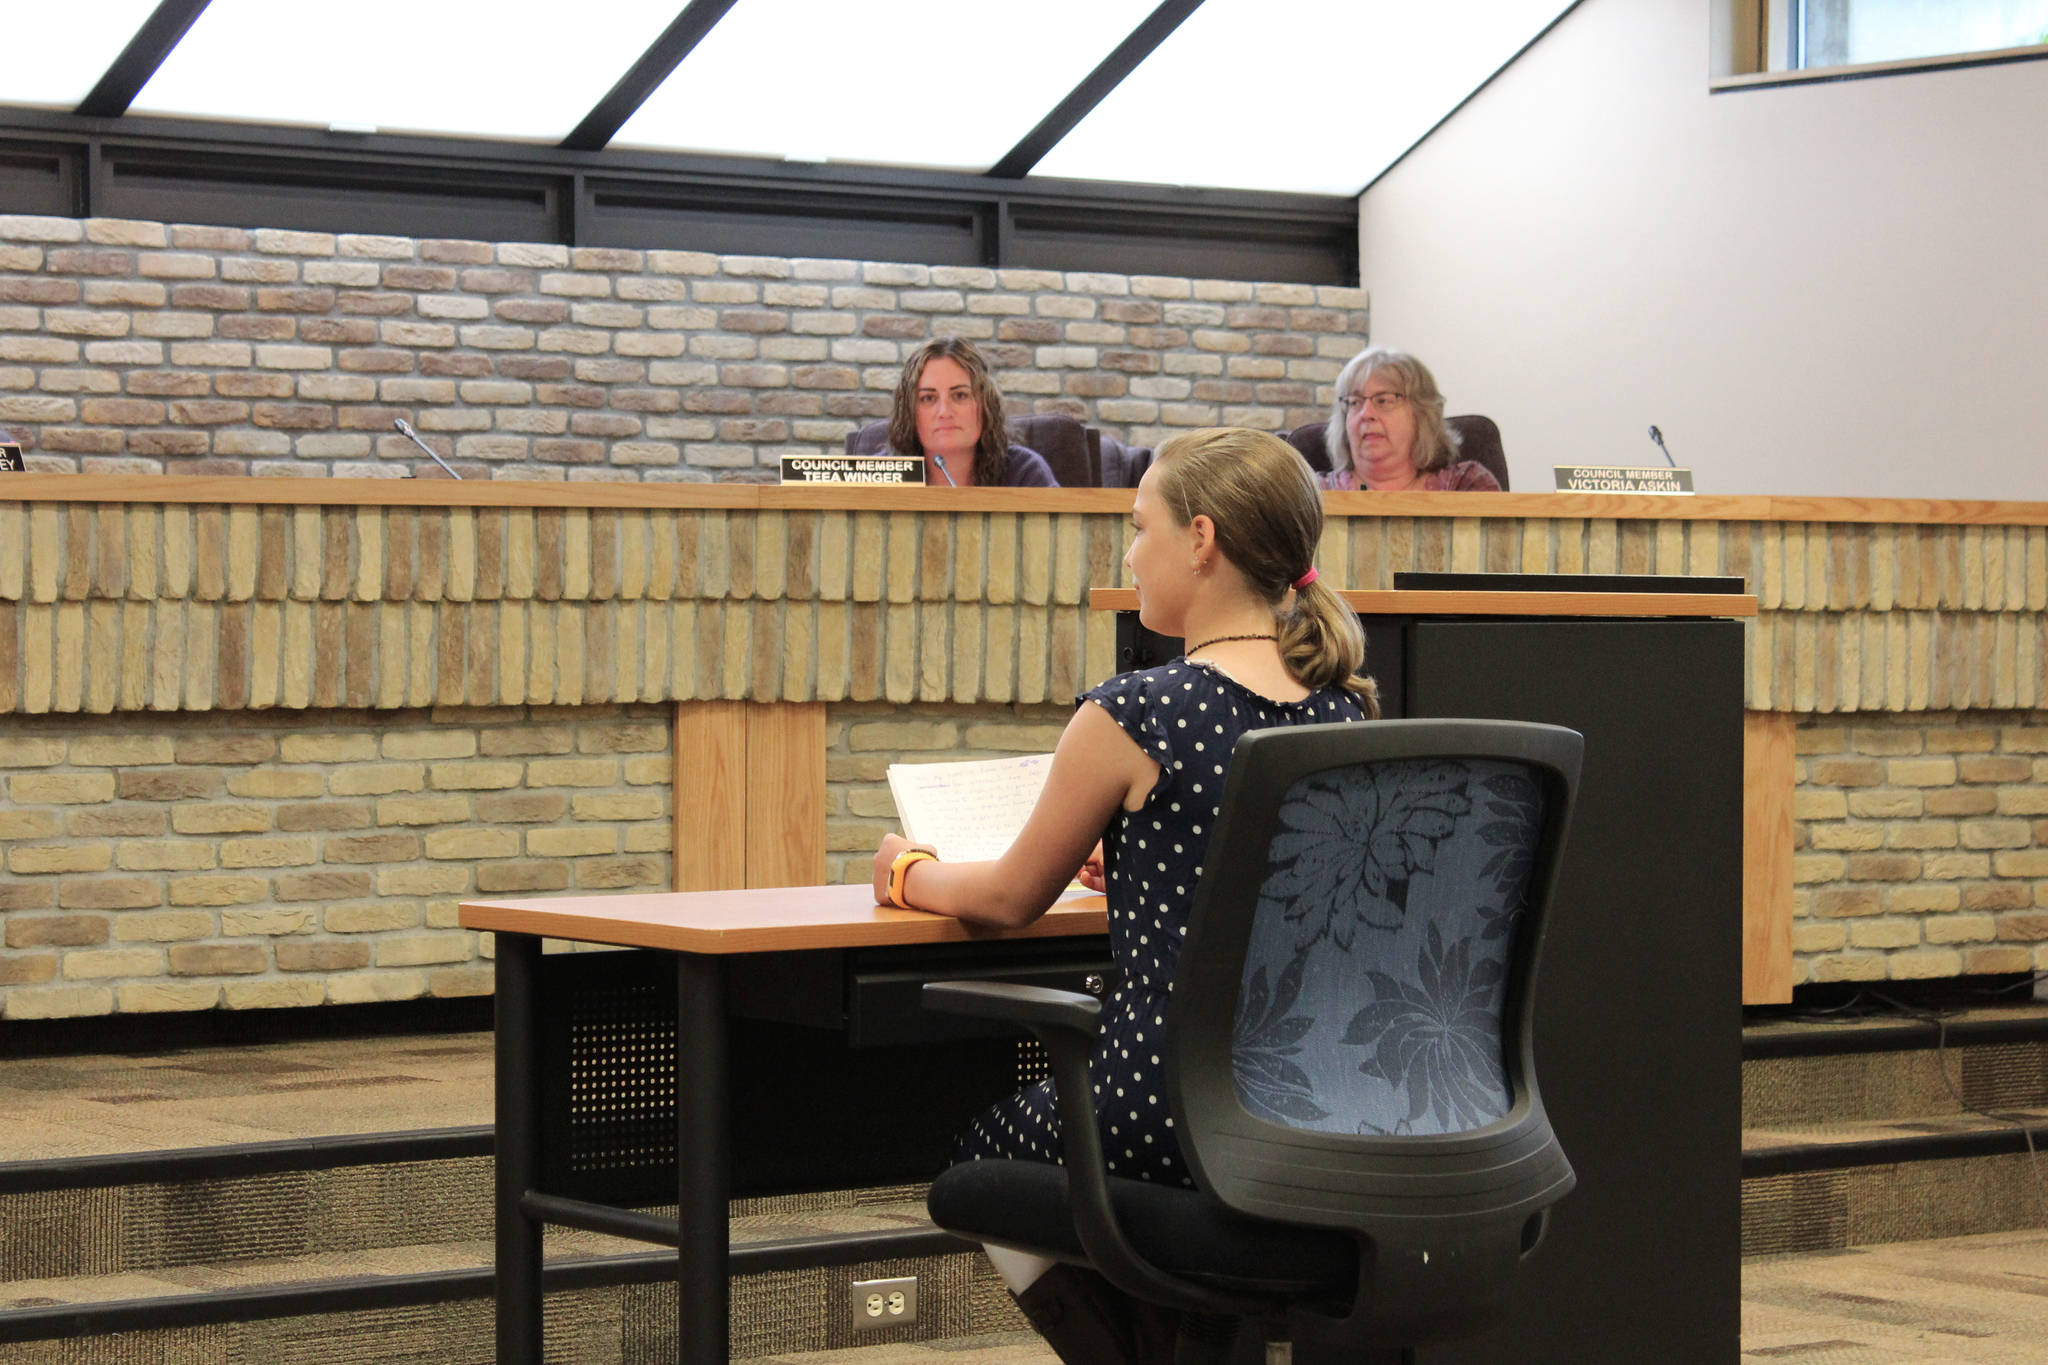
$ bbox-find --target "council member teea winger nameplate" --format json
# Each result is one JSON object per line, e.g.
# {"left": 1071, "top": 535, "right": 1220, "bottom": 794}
{"left": 780, "top": 454, "right": 926, "bottom": 485}
{"left": 1553, "top": 465, "right": 1694, "bottom": 495}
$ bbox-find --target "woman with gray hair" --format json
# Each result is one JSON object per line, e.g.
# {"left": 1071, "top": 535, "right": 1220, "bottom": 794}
{"left": 1318, "top": 346, "right": 1499, "bottom": 492}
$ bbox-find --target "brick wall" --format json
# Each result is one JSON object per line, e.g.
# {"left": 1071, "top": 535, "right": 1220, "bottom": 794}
{"left": 5, "top": 694, "right": 2046, "bottom": 1016}
{"left": 1791, "top": 711, "right": 2048, "bottom": 985}
{"left": 823, "top": 701, "right": 1071, "bottom": 884}
{"left": 0, "top": 215, "right": 1369, "bottom": 481}
{"left": 832, "top": 704, "right": 2048, "bottom": 986}
{"left": 0, "top": 705, "right": 669, "bottom": 1018}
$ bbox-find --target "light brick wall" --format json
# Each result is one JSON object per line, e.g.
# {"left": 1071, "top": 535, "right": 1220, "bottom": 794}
{"left": 0, "top": 215, "right": 1369, "bottom": 481}
{"left": 823, "top": 701, "right": 1071, "bottom": 884}
{"left": 1791, "top": 711, "right": 2048, "bottom": 985}
{"left": 826, "top": 701, "right": 2048, "bottom": 987}
{"left": 0, "top": 704, "right": 669, "bottom": 1018}
{"left": 4, "top": 485, "right": 2044, "bottom": 1005}
{"left": 6, "top": 693, "right": 2046, "bottom": 1015}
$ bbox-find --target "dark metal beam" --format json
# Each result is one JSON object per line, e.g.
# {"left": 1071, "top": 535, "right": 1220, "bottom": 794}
{"left": 75, "top": 0, "right": 212, "bottom": 119}
{"left": 0, "top": 108, "right": 1359, "bottom": 283}
{"left": 560, "top": 0, "right": 739, "bottom": 152}
{"left": 988, "top": 0, "right": 1206, "bottom": 180}
{"left": 0, "top": 106, "right": 1350, "bottom": 219}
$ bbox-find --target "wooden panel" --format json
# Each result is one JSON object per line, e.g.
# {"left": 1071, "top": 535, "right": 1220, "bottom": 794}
{"left": 1743, "top": 710, "right": 1796, "bottom": 1004}
{"left": 674, "top": 699, "right": 747, "bottom": 893}
{"left": 744, "top": 700, "right": 827, "bottom": 890}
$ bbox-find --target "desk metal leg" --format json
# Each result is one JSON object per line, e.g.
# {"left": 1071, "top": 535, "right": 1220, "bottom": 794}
{"left": 495, "top": 933, "right": 544, "bottom": 1364}
{"left": 677, "top": 952, "right": 730, "bottom": 1365}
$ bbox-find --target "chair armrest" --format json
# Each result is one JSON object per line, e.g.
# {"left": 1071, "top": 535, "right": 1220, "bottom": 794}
{"left": 921, "top": 980, "right": 1101, "bottom": 1033}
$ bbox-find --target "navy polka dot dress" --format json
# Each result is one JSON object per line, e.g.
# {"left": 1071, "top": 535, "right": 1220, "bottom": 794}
{"left": 952, "top": 659, "right": 1368, "bottom": 1186}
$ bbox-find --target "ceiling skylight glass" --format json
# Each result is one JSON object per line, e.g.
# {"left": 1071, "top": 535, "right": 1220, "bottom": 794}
{"left": 1032, "top": 0, "right": 1576, "bottom": 195}
{"left": 3, "top": 1, "right": 164, "bottom": 108}
{"left": 129, "top": 0, "right": 682, "bottom": 141}
{"left": 614, "top": 0, "right": 1157, "bottom": 170}
{"left": 0, "top": 0, "right": 1577, "bottom": 201}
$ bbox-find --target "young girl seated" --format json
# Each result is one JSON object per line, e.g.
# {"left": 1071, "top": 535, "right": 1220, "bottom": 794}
{"left": 872, "top": 426, "right": 1380, "bottom": 1364}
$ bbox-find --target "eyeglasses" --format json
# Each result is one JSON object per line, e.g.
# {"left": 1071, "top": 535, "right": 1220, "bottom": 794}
{"left": 1341, "top": 392, "right": 1407, "bottom": 415}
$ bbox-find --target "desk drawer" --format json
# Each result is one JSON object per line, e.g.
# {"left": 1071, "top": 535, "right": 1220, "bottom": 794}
{"left": 849, "top": 956, "right": 1117, "bottom": 1048}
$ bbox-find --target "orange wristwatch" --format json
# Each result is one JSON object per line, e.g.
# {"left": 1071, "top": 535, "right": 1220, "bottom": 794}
{"left": 886, "top": 847, "right": 938, "bottom": 908}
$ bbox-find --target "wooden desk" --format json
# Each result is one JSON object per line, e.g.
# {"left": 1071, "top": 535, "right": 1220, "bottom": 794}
{"left": 459, "top": 884, "right": 1106, "bottom": 1365}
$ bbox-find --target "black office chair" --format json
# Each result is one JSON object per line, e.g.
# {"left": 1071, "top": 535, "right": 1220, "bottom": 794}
{"left": 844, "top": 412, "right": 1098, "bottom": 486}
{"left": 924, "top": 719, "right": 1582, "bottom": 1364}
{"left": 1096, "top": 429, "right": 1154, "bottom": 488}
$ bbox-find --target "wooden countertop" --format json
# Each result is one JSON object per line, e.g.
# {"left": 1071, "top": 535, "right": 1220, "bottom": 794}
{"left": 5, "top": 473, "right": 2047, "bottom": 527}
{"left": 1088, "top": 588, "right": 1759, "bottom": 617}
{"left": 460, "top": 882, "right": 1108, "bottom": 954}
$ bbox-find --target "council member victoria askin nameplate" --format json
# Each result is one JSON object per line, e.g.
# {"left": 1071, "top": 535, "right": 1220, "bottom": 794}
{"left": 1552, "top": 465, "right": 1693, "bottom": 494}
{"left": 1554, "top": 424, "right": 1694, "bottom": 494}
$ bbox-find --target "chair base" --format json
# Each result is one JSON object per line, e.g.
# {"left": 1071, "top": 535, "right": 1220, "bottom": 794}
{"left": 1291, "top": 1345, "right": 1409, "bottom": 1365}
{"left": 1180, "top": 1326, "right": 1408, "bottom": 1365}
{"left": 1014, "top": 1263, "right": 1182, "bottom": 1365}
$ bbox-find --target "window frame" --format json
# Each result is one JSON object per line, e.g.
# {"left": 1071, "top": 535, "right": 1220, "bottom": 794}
{"left": 1711, "top": 0, "right": 2048, "bottom": 90}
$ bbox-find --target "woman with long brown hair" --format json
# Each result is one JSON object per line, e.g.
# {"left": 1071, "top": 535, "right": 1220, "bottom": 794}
{"left": 886, "top": 337, "right": 1057, "bottom": 487}
{"left": 873, "top": 427, "right": 1376, "bottom": 1361}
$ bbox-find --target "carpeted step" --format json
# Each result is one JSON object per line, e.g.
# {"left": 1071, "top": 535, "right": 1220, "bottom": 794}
{"left": 0, "top": 1246, "right": 1031, "bottom": 1363}
{"left": 0, "top": 1156, "right": 1030, "bottom": 1358}
{"left": 0, "top": 1221, "right": 1032, "bottom": 1361}
{"left": 1742, "top": 1110, "right": 2048, "bottom": 1256}
{"left": 1740, "top": 1002, "right": 2048, "bottom": 1257}
{"left": 1745, "top": 1037, "right": 2048, "bottom": 1129}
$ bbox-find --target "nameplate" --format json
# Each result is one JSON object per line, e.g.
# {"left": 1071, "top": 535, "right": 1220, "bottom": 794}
{"left": 0, "top": 441, "right": 23, "bottom": 472}
{"left": 1553, "top": 465, "right": 1694, "bottom": 495}
{"left": 780, "top": 454, "right": 926, "bottom": 485}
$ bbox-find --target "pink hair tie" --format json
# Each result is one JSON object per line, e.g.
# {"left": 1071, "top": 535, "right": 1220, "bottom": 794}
{"left": 1292, "top": 567, "right": 1318, "bottom": 590}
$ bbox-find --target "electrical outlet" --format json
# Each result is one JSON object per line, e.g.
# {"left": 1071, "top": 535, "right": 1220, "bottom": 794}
{"left": 850, "top": 1275, "right": 918, "bottom": 1329}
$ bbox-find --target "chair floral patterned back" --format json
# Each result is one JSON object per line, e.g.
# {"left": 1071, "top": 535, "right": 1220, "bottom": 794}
{"left": 1232, "top": 757, "right": 1547, "bottom": 1137}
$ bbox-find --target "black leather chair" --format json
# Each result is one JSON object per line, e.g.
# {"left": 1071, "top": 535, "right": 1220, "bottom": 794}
{"left": 1096, "top": 429, "right": 1154, "bottom": 489}
{"left": 925, "top": 719, "right": 1582, "bottom": 1365}
{"left": 1283, "top": 416, "right": 1510, "bottom": 490}
{"left": 844, "top": 413, "right": 1097, "bottom": 487}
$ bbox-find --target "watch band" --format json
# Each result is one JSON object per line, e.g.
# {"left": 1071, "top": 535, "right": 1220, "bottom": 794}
{"left": 887, "top": 847, "right": 937, "bottom": 908}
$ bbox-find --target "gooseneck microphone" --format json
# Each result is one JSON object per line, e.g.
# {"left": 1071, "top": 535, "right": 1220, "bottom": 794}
{"left": 932, "top": 453, "right": 957, "bottom": 486}
{"left": 1648, "top": 425, "right": 1676, "bottom": 468}
{"left": 393, "top": 418, "right": 464, "bottom": 479}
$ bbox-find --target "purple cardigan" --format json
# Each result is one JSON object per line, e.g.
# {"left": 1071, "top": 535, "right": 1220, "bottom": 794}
{"left": 998, "top": 444, "right": 1057, "bottom": 487}
{"left": 1318, "top": 459, "right": 1499, "bottom": 492}
{"left": 922, "top": 443, "right": 1058, "bottom": 487}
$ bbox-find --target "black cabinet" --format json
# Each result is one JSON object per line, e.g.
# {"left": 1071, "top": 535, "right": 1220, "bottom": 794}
{"left": 1117, "top": 595, "right": 1745, "bottom": 1365}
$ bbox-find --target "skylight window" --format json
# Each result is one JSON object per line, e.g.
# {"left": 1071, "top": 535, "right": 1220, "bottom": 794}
{"left": 1032, "top": 0, "right": 1575, "bottom": 196}
{"left": 3, "top": 1, "right": 164, "bottom": 108}
{"left": 129, "top": 0, "right": 681, "bottom": 141}
{"left": 0, "top": 0, "right": 1584, "bottom": 200}
{"left": 613, "top": 0, "right": 1156, "bottom": 171}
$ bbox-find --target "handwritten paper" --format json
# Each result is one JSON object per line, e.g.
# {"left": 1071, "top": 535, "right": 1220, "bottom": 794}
{"left": 886, "top": 753, "right": 1055, "bottom": 863}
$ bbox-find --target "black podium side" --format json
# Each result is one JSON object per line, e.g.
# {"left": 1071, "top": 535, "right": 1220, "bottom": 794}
{"left": 1116, "top": 608, "right": 1744, "bottom": 1365}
